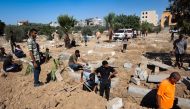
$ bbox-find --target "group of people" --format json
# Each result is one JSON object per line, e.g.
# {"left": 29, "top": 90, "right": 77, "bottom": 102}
{"left": 68, "top": 49, "right": 117, "bottom": 101}
{"left": 0, "top": 28, "right": 189, "bottom": 106}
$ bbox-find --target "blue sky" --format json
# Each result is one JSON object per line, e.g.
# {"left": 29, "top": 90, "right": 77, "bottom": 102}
{"left": 0, "top": 0, "right": 169, "bottom": 24}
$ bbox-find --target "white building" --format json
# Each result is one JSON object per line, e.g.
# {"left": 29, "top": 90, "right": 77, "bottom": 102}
{"left": 140, "top": 10, "right": 158, "bottom": 26}
{"left": 17, "top": 20, "right": 29, "bottom": 26}
{"left": 50, "top": 22, "right": 59, "bottom": 27}
{"left": 76, "top": 17, "right": 104, "bottom": 27}
{"left": 76, "top": 20, "right": 86, "bottom": 27}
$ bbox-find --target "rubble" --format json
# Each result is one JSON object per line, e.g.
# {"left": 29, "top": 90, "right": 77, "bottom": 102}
{"left": 107, "top": 97, "right": 123, "bottom": 109}
{"left": 130, "top": 77, "right": 140, "bottom": 85}
{"left": 134, "top": 65, "right": 148, "bottom": 81}
{"left": 148, "top": 60, "right": 171, "bottom": 71}
{"left": 123, "top": 63, "right": 132, "bottom": 70}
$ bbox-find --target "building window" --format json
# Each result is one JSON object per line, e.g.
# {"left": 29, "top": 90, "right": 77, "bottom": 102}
{"left": 145, "top": 16, "right": 147, "bottom": 18}
{"left": 146, "top": 12, "right": 148, "bottom": 14}
{"left": 142, "top": 16, "right": 144, "bottom": 18}
{"left": 142, "top": 12, "right": 144, "bottom": 15}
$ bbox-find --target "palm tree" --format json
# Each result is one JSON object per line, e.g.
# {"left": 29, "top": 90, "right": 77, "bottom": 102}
{"left": 57, "top": 15, "right": 76, "bottom": 48}
{"left": 104, "top": 13, "right": 115, "bottom": 42}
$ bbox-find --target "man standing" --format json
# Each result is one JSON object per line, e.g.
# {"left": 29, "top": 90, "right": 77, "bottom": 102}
{"left": 27, "top": 29, "right": 42, "bottom": 87}
{"left": 96, "top": 31, "right": 101, "bottom": 43}
{"left": 10, "top": 31, "right": 16, "bottom": 53}
{"left": 95, "top": 60, "right": 117, "bottom": 101}
{"left": 157, "top": 72, "right": 181, "bottom": 109}
{"left": 173, "top": 34, "right": 187, "bottom": 69}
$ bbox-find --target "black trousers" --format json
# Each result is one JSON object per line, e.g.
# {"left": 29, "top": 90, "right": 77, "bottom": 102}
{"left": 99, "top": 82, "right": 111, "bottom": 101}
{"left": 123, "top": 44, "right": 127, "bottom": 50}
{"left": 175, "top": 54, "right": 184, "bottom": 67}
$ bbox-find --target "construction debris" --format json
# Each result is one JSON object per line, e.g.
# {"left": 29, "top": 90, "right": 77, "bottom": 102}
{"left": 130, "top": 77, "right": 140, "bottom": 85}
{"left": 148, "top": 60, "right": 171, "bottom": 70}
{"left": 107, "top": 97, "right": 123, "bottom": 109}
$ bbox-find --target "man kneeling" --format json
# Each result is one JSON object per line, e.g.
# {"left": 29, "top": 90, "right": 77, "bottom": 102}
{"left": 81, "top": 66, "right": 99, "bottom": 92}
{"left": 3, "top": 54, "right": 22, "bottom": 72}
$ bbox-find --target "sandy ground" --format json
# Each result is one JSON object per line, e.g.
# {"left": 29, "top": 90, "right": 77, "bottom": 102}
{"left": 0, "top": 31, "right": 190, "bottom": 109}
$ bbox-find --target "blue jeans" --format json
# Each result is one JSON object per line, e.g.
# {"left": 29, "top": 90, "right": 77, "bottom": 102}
{"left": 69, "top": 64, "right": 82, "bottom": 71}
{"left": 33, "top": 61, "right": 41, "bottom": 84}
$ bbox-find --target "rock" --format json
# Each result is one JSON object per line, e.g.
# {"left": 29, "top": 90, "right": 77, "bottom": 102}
{"left": 130, "top": 77, "right": 140, "bottom": 85}
{"left": 123, "top": 63, "right": 132, "bottom": 70}
{"left": 107, "top": 97, "right": 123, "bottom": 109}
{"left": 111, "top": 77, "right": 119, "bottom": 88}
{"left": 134, "top": 67, "right": 148, "bottom": 81}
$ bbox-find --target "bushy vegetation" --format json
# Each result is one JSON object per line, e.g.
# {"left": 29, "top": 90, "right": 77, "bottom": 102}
{"left": 168, "top": 0, "right": 190, "bottom": 35}
{"left": 0, "top": 20, "right": 6, "bottom": 36}
{"left": 140, "top": 21, "right": 154, "bottom": 33}
{"left": 81, "top": 26, "right": 93, "bottom": 36}
{"left": 4, "top": 24, "right": 61, "bottom": 42}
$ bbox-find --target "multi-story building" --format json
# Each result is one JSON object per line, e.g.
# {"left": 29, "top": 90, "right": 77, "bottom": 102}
{"left": 140, "top": 10, "right": 158, "bottom": 26}
{"left": 49, "top": 22, "right": 59, "bottom": 27}
{"left": 17, "top": 20, "right": 29, "bottom": 26}
{"left": 76, "top": 17, "right": 104, "bottom": 27}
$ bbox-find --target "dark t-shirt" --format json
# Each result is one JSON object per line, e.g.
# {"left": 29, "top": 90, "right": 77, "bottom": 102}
{"left": 95, "top": 66, "right": 115, "bottom": 83}
{"left": 3, "top": 58, "right": 12, "bottom": 71}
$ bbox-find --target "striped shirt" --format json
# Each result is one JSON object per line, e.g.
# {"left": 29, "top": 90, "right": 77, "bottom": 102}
{"left": 27, "top": 37, "right": 40, "bottom": 62}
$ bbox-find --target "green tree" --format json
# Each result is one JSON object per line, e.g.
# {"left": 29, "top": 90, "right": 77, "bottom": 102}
{"left": 140, "top": 21, "right": 154, "bottom": 32}
{"left": 168, "top": 0, "right": 190, "bottom": 34}
{"left": 81, "top": 26, "right": 93, "bottom": 36}
{"left": 4, "top": 25, "right": 26, "bottom": 42}
{"left": 114, "top": 14, "right": 140, "bottom": 30}
{"left": 104, "top": 13, "right": 116, "bottom": 41}
{"left": 0, "top": 20, "right": 6, "bottom": 36}
{"left": 58, "top": 15, "right": 76, "bottom": 48}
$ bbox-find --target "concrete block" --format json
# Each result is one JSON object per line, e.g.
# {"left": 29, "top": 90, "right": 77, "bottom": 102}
{"left": 154, "top": 66, "right": 159, "bottom": 73}
{"left": 111, "top": 77, "right": 119, "bottom": 88}
{"left": 178, "top": 97, "right": 190, "bottom": 108}
{"left": 55, "top": 69, "right": 63, "bottom": 81}
{"left": 139, "top": 71, "right": 148, "bottom": 81}
{"left": 130, "top": 77, "right": 140, "bottom": 85}
{"left": 107, "top": 97, "right": 123, "bottom": 109}
{"left": 123, "top": 63, "right": 132, "bottom": 69}
{"left": 135, "top": 67, "right": 148, "bottom": 81}
{"left": 148, "top": 60, "right": 171, "bottom": 69}
{"left": 182, "top": 77, "right": 190, "bottom": 89}
{"left": 148, "top": 74, "right": 170, "bottom": 83}
{"left": 128, "top": 85, "right": 151, "bottom": 96}
{"left": 67, "top": 67, "right": 80, "bottom": 81}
